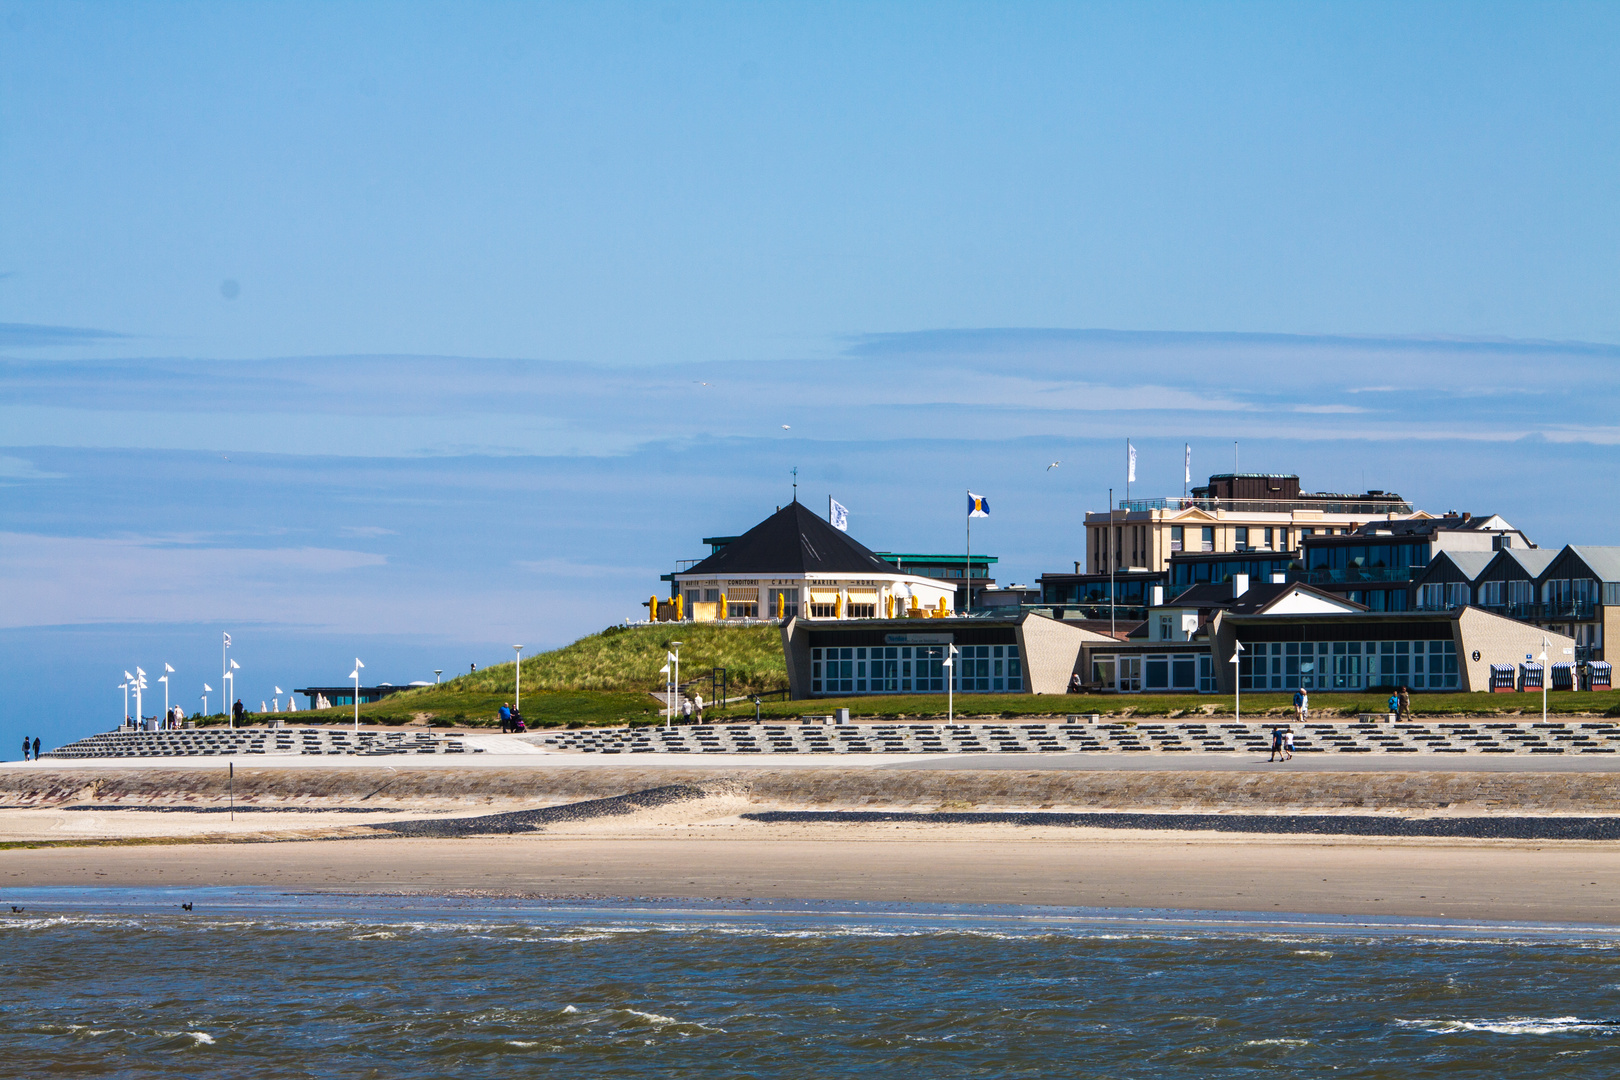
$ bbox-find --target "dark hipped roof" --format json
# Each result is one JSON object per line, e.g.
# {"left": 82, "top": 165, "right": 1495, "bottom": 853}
{"left": 1167, "top": 581, "right": 1367, "bottom": 614}
{"left": 679, "top": 502, "right": 897, "bottom": 577}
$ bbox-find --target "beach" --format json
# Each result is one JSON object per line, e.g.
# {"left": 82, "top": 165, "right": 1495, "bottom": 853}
{"left": 6, "top": 756, "right": 1620, "bottom": 924}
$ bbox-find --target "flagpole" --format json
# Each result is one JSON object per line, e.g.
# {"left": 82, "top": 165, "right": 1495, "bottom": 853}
{"left": 965, "top": 490, "right": 970, "bottom": 615}
{"left": 1109, "top": 487, "right": 1116, "bottom": 640}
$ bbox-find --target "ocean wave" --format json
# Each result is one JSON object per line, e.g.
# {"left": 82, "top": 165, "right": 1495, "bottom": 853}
{"left": 1398, "top": 1016, "right": 1620, "bottom": 1036}
{"left": 1243, "top": 1038, "right": 1311, "bottom": 1046}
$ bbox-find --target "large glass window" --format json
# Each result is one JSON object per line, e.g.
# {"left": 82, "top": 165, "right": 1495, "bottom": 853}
{"left": 1144, "top": 655, "right": 1169, "bottom": 690}
{"left": 1170, "top": 526, "right": 1184, "bottom": 552}
{"left": 1201, "top": 526, "right": 1214, "bottom": 552}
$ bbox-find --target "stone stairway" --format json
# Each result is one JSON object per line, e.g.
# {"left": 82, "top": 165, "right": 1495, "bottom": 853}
{"left": 44, "top": 727, "right": 484, "bottom": 759}
{"left": 532, "top": 718, "right": 1620, "bottom": 756}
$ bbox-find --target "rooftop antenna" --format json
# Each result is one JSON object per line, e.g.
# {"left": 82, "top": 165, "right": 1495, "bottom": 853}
{"left": 792, "top": 466, "right": 798, "bottom": 503}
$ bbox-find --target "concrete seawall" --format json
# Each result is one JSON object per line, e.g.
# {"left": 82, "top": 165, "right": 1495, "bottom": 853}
{"left": 6, "top": 766, "right": 1620, "bottom": 815}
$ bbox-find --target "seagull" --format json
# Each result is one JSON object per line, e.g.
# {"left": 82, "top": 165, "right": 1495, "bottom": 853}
{"left": 781, "top": 424, "right": 791, "bottom": 430}
{"left": 1046, "top": 461, "right": 1061, "bottom": 470}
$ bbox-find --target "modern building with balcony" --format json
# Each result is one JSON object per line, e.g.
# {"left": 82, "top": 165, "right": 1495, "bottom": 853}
{"left": 1296, "top": 512, "right": 1532, "bottom": 612}
{"left": 1082, "top": 473, "right": 1422, "bottom": 577}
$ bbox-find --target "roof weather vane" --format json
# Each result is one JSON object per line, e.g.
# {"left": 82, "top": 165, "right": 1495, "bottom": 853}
{"left": 792, "top": 466, "right": 798, "bottom": 503}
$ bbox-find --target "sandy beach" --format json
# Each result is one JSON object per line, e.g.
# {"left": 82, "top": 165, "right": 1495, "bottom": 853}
{"left": 6, "top": 759, "right": 1620, "bottom": 926}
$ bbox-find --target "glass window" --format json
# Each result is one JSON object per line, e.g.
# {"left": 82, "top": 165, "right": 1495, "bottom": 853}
{"left": 1234, "top": 526, "right": 1249, "bottom": 550}
{"left": 1201, "top": 526, "right": 1214, "bottom": 552}
{"left": 1145, "top": 656, "right": 1169, "bottom": 690}
{"left": 1172, "top": 655, "right": 1197, "bottom": 689}
{"left": 1170, "top": 526, "right": 1184, "bottom": 552}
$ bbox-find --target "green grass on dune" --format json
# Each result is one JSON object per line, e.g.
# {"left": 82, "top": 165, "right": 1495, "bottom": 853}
{"left": 439, "top": 623, "right": 788, "bottom": 696}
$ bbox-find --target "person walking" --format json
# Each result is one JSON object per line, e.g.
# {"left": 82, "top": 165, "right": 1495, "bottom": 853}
{"left": 1283, "top": 726, "right": 1295, "bottom": 761}
{"left": 498, "top": 703, "right": 512, "bottom": 733}
{"left": 1293, "top": 687, "right": 1306, "bottom": 721}
{"left": 32, "top": 737, "right": 41, "bottom": 761}
{"left": 1386, "top": 691, "right": 1399, "bottom": 722}
{"left": 21, "top": 737, "right": 29, "bottom": 762}
{"left": 1397, "top": 686, "right": 1412, "bottom": 722}
{"left": 693, "top": 692, "right": 705, "bottom": 723}
{"left": 1268, "top": 726, "right": 1283, "bottom": 762}
{"left": 681, "top": 697, "right": 693, "bottom": 724}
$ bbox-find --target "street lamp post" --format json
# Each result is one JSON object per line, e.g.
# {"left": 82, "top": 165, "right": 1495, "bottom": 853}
{"left": 202, "top": 684, "right": 212, "bottom": 717}
{"left": 351, "top": 658, "right": 365, "bottom": 733}
{"left": 132, "top": 667, "right": 147, "bottom": 729}
{"left": 1540, "top": 637, "right": 1550, "bottom": 723}
{"left": 1232, "top": 641, "right": 1245, "bottom": 724}
{"left": 944, "top": 645, "right": 958, "bottom": 724}
{"left": 434, "top": 670, "right": 442, "bottom": 684}
{"left": 513, "top": 646, "right": 524, "bottom": 712}
{"left": 161, "top": 663, "right": 174, "bottom": 726}
{"left": 670, "top": 641, "right": 683, "bottom": 723}
{"left": 120, "top": 680, "right": 129, "bottom": 728}
{"left": 226, "top": 660, "right": 240, "bottom": 727}
{"left": 660, "top": 657, "right": 672, "bottom": 726}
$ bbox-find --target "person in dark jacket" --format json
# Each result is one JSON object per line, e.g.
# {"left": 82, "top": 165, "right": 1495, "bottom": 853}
{"left": 232, "top": 699, "right": 246, "bottom": 725}
{"left": 32, "top": 737, "right": 40, "bottom": 760}
{"left": 21, "top": 737, "right": 29, "bottom": 762}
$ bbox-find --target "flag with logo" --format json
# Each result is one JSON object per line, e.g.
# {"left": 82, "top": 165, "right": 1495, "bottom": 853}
{"left": 829, "top": 497, "right": 849, "bottom": 531}
{"left": 1127, "top": 442, "right": 1137, "bottom": 483}
{"left": 1184, "top": 443, "right": 1191, "bottom": 484}
{"left": 967, "top": 493, "right": 989, "bottom": 518}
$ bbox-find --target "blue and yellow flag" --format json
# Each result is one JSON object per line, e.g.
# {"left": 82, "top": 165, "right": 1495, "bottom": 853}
{"left": 967, "top": 492, "right": 989, "bottom": 518}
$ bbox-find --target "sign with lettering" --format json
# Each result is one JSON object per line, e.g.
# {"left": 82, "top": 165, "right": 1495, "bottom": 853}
{"left": 885, "top": 633, "right": 954, "bottom": 645}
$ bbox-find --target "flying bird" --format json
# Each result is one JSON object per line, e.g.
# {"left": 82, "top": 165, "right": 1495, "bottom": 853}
{"left": 781, "top": 424, "right": 791, "bottom": 430}
{"left": 1046, "top": 461, "right": 1061, "bottom": 470}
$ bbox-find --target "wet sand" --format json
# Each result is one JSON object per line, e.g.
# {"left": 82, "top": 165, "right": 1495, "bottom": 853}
{"left": 6, "top": 817, "right": 1620, "bottom": 926}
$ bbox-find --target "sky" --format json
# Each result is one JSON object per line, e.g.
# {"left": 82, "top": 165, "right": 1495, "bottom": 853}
{"left": 3, "top": 2, "right": 1619, "bottom": 749}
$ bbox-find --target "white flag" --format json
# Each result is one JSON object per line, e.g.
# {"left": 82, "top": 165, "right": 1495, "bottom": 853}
{"left": 829, "top": 497, "right": 849, "bottom": 532}
{"left": 1127, "top": 442, "right": 1137, "bottom": 484}
{"left": 164, "top": 663, "right": 175, "bottom": 673}
{"left": 229, "top": 659, "right": 240, "bottom": 670}
{"left": 355, "top": 658, "right": 365, "bottom": 669}
{"left": 659, "top": 664, "right": 670, "bottom": 675}
{"left": 1184, "top": 443, "right": 1191, "bottom": 484}
{"left": 203, "top": 683, "right": 213, "bottom": 692}
{"left": 667, "top": 652, "right": 677, "bottom": 663}
{"left": 223, "top": 632, "right": 231, "bottom": 647}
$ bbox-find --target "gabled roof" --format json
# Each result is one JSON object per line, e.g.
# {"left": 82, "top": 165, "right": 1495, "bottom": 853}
{"left": 1345, "top": 514, "right": 1520, "bottom": 539}
{"left": 1562, "top": 546, "right": 1620, "bottom": 583}
{"left": 1415, "top": 549, "right": 1496, "bottom": 583}
{"left": 677, "top": 502, "right": 898, "bottom": 577}
{"left": 1166, "top": 581, "right": 1365, "bottom": 615}
{"left": 1483, "top": 547, "right": 1558, "bottom": 579}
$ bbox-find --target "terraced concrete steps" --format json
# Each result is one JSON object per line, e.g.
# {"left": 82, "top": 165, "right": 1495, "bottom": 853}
{"left": 45, "top": 728, "right": 483, "bottom": 759}
{"left": 536, "top": 718, "right": 1620, "bottom": 756}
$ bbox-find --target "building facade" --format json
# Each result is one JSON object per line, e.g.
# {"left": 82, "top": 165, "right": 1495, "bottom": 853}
{"left": 1082, "top": 473, "right": 1419, "bottom": 576}
{"left": 662, "top": 503, "right": 961, "bottom": 623}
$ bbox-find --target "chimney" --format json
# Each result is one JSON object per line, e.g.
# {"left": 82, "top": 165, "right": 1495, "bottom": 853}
{"left": 1151, "top": 584, "right": 1165, "bottom": 607}
{"left": 1232, "top": 573, "right": 1250, "bottom": 598}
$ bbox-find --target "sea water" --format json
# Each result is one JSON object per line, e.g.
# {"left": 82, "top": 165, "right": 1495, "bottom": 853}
{"left": 6, "top": 890, "right": 1620, "bottom": 1078}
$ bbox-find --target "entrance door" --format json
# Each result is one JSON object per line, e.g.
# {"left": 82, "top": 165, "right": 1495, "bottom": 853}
{"left": 1118, "top": 656, "right": 1142, "bottom": 692}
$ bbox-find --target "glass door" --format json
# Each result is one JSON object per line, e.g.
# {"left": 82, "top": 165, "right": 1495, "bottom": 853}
{"left": 1118, "top": 656, "right": 1142, "bottom": 692}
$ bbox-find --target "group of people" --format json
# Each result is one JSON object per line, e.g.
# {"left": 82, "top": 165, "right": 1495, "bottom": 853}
{"left": 20, "top": 736, "right": 41, "bottom": 761}
{"left": 678, "top": 693, "right": 706, "bottom": 724}
{"left": 1268, "top": 725, "right": 1295, "bottom": 761}
{"left": 498, "top": 703, "right": 526, "bottom": 733}
{"left": 1387, "top": 686, "right": 1413, "bottom": 721}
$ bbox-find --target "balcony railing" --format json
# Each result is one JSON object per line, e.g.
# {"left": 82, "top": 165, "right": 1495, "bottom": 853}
{"left": 1296, "top": 566, "right": 1420, "bottom": 585}
{"left": 1111, "top": 496, "right": 1413, "bottom": 515}
{"left": 1472, "top": 601, "right": 1598, "bottom": 621}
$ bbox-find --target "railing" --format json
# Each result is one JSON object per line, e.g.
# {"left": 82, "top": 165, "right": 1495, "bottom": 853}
{"left": 1472, "top": 601, "right": 1598, "bottom": 621}
{"left": 1296, "top": 566, "right": 1420, "bottom": 585}
{"left": 1023, "top": 603, "right": 1149, "bottom": 622}
{"left": 1112, "top": 496, "right": 1413, "bottom": 515}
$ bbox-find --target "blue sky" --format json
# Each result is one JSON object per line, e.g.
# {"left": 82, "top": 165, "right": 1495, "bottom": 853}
{"left": 3, "top": 2, "right": 1619, "bottom": 748}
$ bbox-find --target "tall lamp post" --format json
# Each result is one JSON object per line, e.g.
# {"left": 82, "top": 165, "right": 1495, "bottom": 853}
{"left": 660, "top": 658, "right": 672, "bottom": 726}
{"left": 161, "top": 662, "right": 174, "bottom": 725}
{"left": 132, "top": 667, "right": 147, "bottom": 729}
{"left": 351, "top": 658, "right": 365, "bottom": 733}
{"left": 222, "top": 631, "right": 232, "bottom": 718}
{"left": 944, "top": 645, "right": 958, "bottom": 724}
{"left": 669, "top": 641, "right": 683, "bottom": 723}
{"left": 1232, "top": 641, "right": 1245, "bottom": 724}
{"left": 1540, "top": 637, "right": 1550, "bottom": 723}
{"left": 513, "top": 646, "right": 524, "bottom": 712}
{"left": 226, "top": 660, "right": 240, "bottom": 727}
{"left": 120, "top": 679, "right": 129, "bottom": 728}
{"left": 434, "top": 670, "right": 442, "bottom": 685}
{"left": 202, "top": 684, "right": 213, "bottom": 717}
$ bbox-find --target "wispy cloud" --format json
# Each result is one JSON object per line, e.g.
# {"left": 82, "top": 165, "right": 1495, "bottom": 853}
{"left": 0, "top": 322, "right": 130, "bottom": 348}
